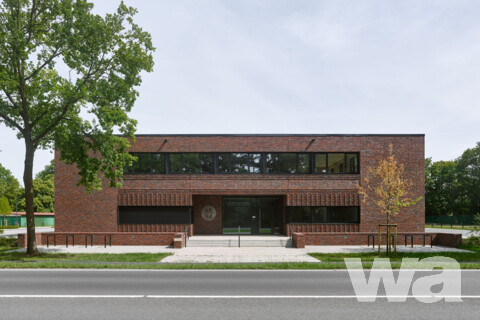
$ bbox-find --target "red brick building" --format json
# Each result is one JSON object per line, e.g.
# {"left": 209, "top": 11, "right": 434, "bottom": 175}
{"left": 49, "top": 134, "right": 427, "bottom": 246}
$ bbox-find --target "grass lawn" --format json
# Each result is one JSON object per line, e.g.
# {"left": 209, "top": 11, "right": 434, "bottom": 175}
{"left": 1, "top": 236, "right": 480, "bottom": 270}
{"left": 0, "top": 237, "right": 172, "bottom": 264}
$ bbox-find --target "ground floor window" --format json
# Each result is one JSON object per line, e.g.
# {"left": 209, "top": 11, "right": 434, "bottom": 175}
{"left": 287, "top": 206, "right": 360, "bottom": 224}
{"left": 222, "top": 197, "right": 283, "bottom": 234}
{"left": 118, "top": 206, "right": 192, "bottom": 224}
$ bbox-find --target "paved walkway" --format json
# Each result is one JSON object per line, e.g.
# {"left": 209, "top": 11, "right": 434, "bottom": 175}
{"left": 0, "top": 227, "right": 54, "bottom": 237}
{"left": 9, "top": 244, "right": 470, "bottom": 263}
{"left": 161, "top": 247, "right": 320, "bottom": 263}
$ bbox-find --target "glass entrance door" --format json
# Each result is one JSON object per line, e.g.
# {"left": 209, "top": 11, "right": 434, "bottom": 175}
{"left": 222, "top": 197, "right": 282, "bottom": 235}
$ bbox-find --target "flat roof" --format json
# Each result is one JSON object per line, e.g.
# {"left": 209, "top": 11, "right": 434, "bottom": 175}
{"left": 129, "top": 134, "right": 425, "bottom": 137}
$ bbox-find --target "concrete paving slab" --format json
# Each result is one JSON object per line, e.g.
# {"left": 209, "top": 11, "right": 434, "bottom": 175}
{"left": 8, "top": 244, "right": 471, "bottom": 264}
{"left": 0, "top": 227, "right": 54, "bottom": 237}
{"left": 161, "top": 247, "right": 320, "bottom": 263}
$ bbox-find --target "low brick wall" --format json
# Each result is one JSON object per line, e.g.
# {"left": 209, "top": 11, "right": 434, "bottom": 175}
{"left": 17, "top": 233, "right": 43, "bottom": 248}
{"left": 292, "top": 232, "right": 462, "bottom": 248}
{"left": 292, "top": 233, "right": 305, "bottom": 248}
{"left": 18, "top": 232, "right": 179, "bottom": 248}
{"left": 173, "top": 233, "right": 185, "bottom": 248}
{"left": 433, "top": 233, "right": 462, "bottom": 248}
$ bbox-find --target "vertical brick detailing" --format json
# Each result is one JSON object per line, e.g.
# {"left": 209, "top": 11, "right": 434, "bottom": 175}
{"left": 287, "top": 223, "right": 360, "bottom": 236}
{"left": 118, "top": 191, "right": 192, "bottom": 206}
{"left": 286, "top": 192, "right": 359, "bottom": 206}
{"left": 117, "top": 223, "right": 193, "bottom": 236}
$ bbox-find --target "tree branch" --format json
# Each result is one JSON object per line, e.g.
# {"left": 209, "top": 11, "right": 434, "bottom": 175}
{"left": 32, "top": 52, "right": 116, "bottom": 147}
{"left": 2, "top": 90, "right": 21, "bottom": 110}
{"left": 25, "top": 0, "right": 37, "bottom": 46}
{"left": 30, "top": 108, "right": 50, "bottom": 127}
{"left": 0, "top": 110, "right": 25, "bottom": 134}
{"left": 25, "top": 47, "right": 62, "bottom": 82}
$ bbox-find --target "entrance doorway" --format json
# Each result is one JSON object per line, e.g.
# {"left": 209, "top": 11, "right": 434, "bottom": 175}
{"left": 222, "top": 197, "right": 283, "bottom": 235}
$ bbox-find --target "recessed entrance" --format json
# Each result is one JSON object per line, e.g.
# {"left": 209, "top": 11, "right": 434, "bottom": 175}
{"left": 222, "top": 196, "right": 283, "bottom": 235}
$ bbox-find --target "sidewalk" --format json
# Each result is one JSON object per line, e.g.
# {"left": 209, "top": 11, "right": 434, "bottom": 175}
{"left": 0, "top": 226, "right": 54, "bottom": 237}
{"left": 10, "top": 244, "right": 470, "bottom": 263}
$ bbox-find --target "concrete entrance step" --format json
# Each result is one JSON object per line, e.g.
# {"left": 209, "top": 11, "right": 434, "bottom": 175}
{"left": 186, "top": 236, "right": 292, "bottom": 248}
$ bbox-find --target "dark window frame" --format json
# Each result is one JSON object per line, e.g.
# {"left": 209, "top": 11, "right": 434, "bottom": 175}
{"left": 287, "top": 206, "right": 360, "bottom": 224}
{"left": 265, "top": 152, "right": 311, "bottom": 174}
{"left": 125, "top": 152, "right": 166, "bottom": 174}
{"left": 124, "top": 152, "right": 360, "bottom": 175}
{"left": 216, "top": 153, "right": 263, "bottom": 174}
{"left": 167, "top": 153, "right": 214, "bottom": 174}
{"left": 314, "top": 152, "right": 360, "bottom": 175}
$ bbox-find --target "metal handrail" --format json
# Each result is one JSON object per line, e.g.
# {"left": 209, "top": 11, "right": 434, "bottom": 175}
{"left": 238, "top": 225, "right": 241, "bottom": 248}
{"left": 185, "top": 225, "right": 189, "bottom": 248}
{"left": 289, "top": 225, "right": 294, "bottom": 240}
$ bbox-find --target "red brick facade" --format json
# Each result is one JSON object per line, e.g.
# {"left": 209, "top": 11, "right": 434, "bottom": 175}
{"left": 53, "top": 134, "right": 425, "bottom": 245}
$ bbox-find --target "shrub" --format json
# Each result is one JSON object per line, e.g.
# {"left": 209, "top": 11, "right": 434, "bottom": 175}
{"left": 463, "top": 236, "right": 480, "bottom": 247}
{"left": 0, "top": 236, "right": 17, "bottom": 248}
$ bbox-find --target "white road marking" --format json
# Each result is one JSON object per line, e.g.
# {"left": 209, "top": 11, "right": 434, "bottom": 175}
{"left": 0, "top": 295, "right": 477, "bottom": 299}
{"left": 0, "top": 269, "right": 477, "bottom": 272}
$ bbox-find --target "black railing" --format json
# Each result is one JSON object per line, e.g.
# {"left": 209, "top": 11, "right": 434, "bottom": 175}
{"left": 289, "top": 225, "right": 294, "bottom": 240}
{"left": 185, "top": 225, "right": 189, "bottom": 248}
{"left": 238, "top": 226, "right": 241, "bottom": 247}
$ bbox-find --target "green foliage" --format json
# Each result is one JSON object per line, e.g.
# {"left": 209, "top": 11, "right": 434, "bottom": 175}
{"left": 462, "top": 236, "right": 480, "bottom": 247}
{"left": 17, "top": 161, "right": 54, "bottom": 213}
{"left": 35, "top": 160, "right": 54, "bottom": 180}
{"left": 426, "top": 142, "right": 480, "bottom": 217}
{"left": 0, "top": 0, "right": 154, "bottom": 253}
{"left": 0, "top": 195, "right": 11, "bottom": 215}
{"left": 473, "top": 213, "right": 480, "bottom": 232}
{"left": 0, "top": 163, "right": 22, "bottom": 210}
{"left": 456, "top": 142, "right": 480, "bottom": 215}
{"left": 0, "top": 0, "right": 154, "bottom": 191}
{"left": 0, "top": 236, "right": 17, "bottom": 248}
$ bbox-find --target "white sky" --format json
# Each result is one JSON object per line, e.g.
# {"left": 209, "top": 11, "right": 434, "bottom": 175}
{"left": 1, "top": 0, "right": 480, "bottom": 183}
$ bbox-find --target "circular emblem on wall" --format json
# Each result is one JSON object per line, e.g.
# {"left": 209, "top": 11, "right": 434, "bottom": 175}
{"left": 201, "top": 205, "right": 217, "bottom": 221}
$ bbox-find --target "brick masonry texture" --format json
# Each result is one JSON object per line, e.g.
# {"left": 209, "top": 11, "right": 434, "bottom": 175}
{"left": 117, "top": 223, "right": 193, "bottom": 236}
{"left": 193, "top": 195, "right": 223, "bottom": 235}
{"left": 54, "top": 134, "right": 425, "bottom": 243}
{"left": 291, "top": 232, "right": 461, "bottom": 248}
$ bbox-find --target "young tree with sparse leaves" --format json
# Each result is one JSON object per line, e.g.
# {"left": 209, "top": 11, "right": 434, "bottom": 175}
{"left": 0, "top": 0, "right": 154, "bottom": 255}
{"left": 358, "top": 144, "right": 422, "bottom": 255}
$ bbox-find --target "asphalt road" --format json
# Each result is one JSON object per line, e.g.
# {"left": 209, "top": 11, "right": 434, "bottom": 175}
{"left": 0, "top": 269, "right": 479, "bottom": 320}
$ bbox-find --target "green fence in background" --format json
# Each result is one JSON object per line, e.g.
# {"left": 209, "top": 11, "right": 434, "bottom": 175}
{"left": 425, "top": 215, "right": 476, "bottom": 229}
{"left": 20, "top": 216, "right": 55, "bottom": 227}
{"left": 0, "top": 216, "right": 21, "bottom": 227}
{"left": 0, "top": 216, "right": 54, "bottom": 227}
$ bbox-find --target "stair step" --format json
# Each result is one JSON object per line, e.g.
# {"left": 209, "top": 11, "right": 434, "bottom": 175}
{"left": 186, "top": 239, "right": 293, "bottom": 248}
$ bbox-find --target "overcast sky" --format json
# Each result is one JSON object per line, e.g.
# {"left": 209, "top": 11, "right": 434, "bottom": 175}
{"left": 1, "top": 0, "right": 480, "bottom": 183}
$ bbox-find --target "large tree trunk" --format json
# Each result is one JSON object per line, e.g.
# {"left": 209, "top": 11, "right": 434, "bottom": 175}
{"left": 24, "top": 139, "right": 38, "bottom": 255}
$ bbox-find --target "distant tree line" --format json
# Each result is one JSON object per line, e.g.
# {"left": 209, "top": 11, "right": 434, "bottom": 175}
{"left": 0, "top": 160, "right": 54, "bottom": 214}
{"left": 426, "top": 142, "right": 480, "bottom": 216}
